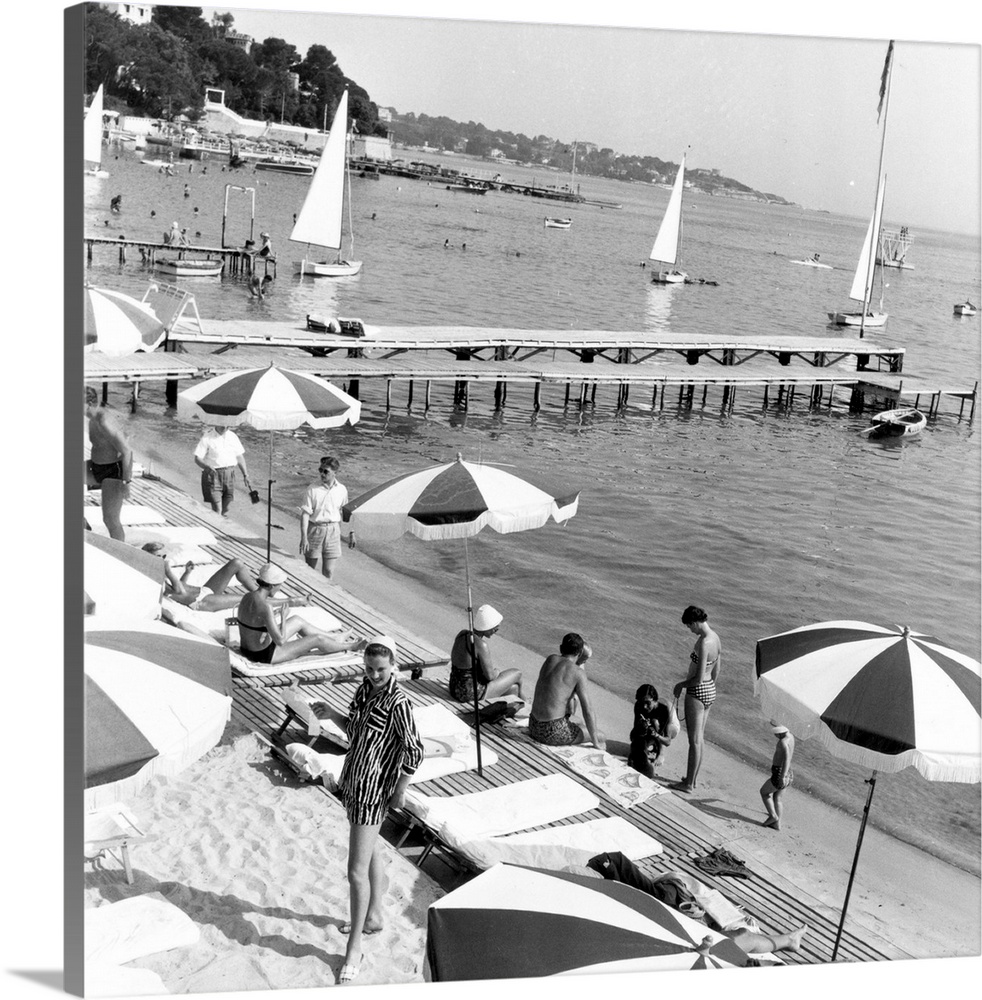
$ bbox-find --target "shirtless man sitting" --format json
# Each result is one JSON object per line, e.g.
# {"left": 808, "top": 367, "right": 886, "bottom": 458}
{"left": 529, "top": 633, "right": 605, "bottom": 749}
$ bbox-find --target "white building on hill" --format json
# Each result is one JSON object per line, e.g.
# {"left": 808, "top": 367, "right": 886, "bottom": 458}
{"left": 100, "top": 2, "right": 154, "bottom": 25}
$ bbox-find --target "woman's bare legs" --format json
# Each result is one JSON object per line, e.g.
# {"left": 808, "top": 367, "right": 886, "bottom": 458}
{"left": 485, "top": 668, "right": 523, "bottom": 700}
{"left": 204, "top": 558, "right": 258, "bottom": 595}
{"left": 730, "top": 925, "right": 807, "bottom": 954}
{"left": 681, "top": 694, "right": 708, "bottom": 789}
{"left": 271, "top": 626, "right": 367, "bottom": 664}
{"left": 343, "top": 822, "right": 383, "bottom": 975}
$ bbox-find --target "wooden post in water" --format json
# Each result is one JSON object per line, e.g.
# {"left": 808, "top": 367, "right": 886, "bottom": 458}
{"left": 406, "top": 380, "right": 414, "bottom": 409}
{"left": 424, "top": 381, "right": 431, "bottom": 411}
{"left": 533, "top": 383, "right": 541, "bottom": 410}
{"left": 130, "top": 382, "right": 139, "bottom": 413}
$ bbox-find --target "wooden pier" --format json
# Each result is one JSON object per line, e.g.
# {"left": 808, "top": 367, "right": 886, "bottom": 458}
{"left": 84, "top": 236, "right": 277, "bottom": 279}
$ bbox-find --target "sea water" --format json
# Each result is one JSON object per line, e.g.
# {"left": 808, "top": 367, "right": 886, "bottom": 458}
{"left": 83, "top": 148, "right": 982, "bottom": 872}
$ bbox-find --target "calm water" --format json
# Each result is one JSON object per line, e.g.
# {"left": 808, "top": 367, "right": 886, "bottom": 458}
{"left": 85, "top": 148, "right": 982, "bottom": 872}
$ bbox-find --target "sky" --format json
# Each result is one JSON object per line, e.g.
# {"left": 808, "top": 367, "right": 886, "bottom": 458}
{"left": 202, "top": 1, "right": 982, "bottom": 234}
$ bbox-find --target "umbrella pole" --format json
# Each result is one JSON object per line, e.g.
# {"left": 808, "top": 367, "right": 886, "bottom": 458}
{"left": 832, "top": 770, "right": 877, "bottom": 961}
{"left": 266, "top": 431, "right": 274, "bottom": 561}
{"left": 463, "top": 536, "right": 484, "bottom": 778}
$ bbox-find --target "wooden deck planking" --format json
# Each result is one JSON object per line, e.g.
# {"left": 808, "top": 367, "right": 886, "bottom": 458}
{"left": 110, "top": 474, "right": 903, "bottom": 966}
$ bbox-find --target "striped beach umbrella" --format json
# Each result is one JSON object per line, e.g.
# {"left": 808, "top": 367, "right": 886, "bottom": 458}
{"left": 84, "top": 532, "right": 165, "bottom": 620}
{"left": 84, "top": 618, "right": 233, "bottom": 811}
{"left": 425, "top": 864, "right": 748, "bottom": 981}
{"left": 343, "top": 454, "right": 580, "bottom": 775}
{"left": 178, "top": 364, "right": 360, "bottom": 557}
{"left": 755, "top": 619, "right": 981, "bottom": 959}
{"left": 176, "top": 364, "right": 361, "bottom": 429}
{"left": 341, "top": 453, "right": 579, "bottom": 541}
{"left": 84, "top": 284, "right": 166, "bottom": 355}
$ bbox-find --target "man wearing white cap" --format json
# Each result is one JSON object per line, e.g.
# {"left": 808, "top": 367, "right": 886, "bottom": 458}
{"left": 760, "top": 722, "right": 796, "bottom": 830}
{"left": 449, "top": 604, "right": 524, "bottom": 704}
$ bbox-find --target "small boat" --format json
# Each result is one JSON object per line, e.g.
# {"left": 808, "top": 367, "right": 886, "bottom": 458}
{"left": 446, "top": 183, "right": 487, "bottom": 194}
{"left": 544, "top": 217, "right": 572, "bottom": 229}
{"left": 83, "top": 84, "right": 109, "bottom": 179}
{"left": 877, "top": 227, "right": 914, "bottom": 269}
{"left": 953, "top": 300, "right": 978, "bottom": 317}
{"left": 255, "top": 159, "right": 315, "bottom": 176}
{"left": 791, "top": 254, "right": 832, "bottom": 269}
{"left": 861, "top": 407, "right": 926, "bottom": 439}
{"left": 648, "top": 155, "right": 687, "bottom": 284}
{"left": 155, "top": 257, "right": 224, "bottom": 277}
{"left": 291, "top": 90, "right": 362, "bottom": 278}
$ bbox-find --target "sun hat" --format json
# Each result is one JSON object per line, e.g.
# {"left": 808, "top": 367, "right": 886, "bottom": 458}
{"left": 257, "top": 562, "right": 288, "bottom": 587}
{"left": 366, "top": 634, "right": 397, "bottom": 658}
{"left": 473, "top": 604, "right": 503, "bottom": 632}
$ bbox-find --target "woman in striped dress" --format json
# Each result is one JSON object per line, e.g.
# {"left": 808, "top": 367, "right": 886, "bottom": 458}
{"left": 337, "top": 635, "right": 423, "bottom": 984}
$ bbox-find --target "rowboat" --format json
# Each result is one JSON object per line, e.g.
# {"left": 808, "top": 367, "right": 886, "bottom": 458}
{"left": 544, "top": 217, "right": 572, "bottom": 229}
{"left": 861, "top": 408, "right": 926, "bottom": 439}
{"left": 155, "top": 258, "right": 224, "bottom": 277}
{"left": 953, "top": 301, "right": 978, "bottom": 317}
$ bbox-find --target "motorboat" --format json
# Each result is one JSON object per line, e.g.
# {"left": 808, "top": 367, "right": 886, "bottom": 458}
{"left": 862, "top": 407, "right": 926, "bottom": 439}
{"left": 544, "top": 217, "right": 572, "bottom": 229}
{"left": 255, "top": 159, "right": 315, "bottom": 176}
{"left": 953, "top": 301, "right": 978, "bottom": 317}
{"left": 155, "top": 257, "right": 224, "bottom": 277}
{"left": 791, "top": 254, "right": 832, "bottom": 269}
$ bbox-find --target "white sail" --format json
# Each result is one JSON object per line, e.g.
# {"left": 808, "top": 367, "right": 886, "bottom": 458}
{"left": 290, "top": 90, "right": 348, "bottom": 251}
{"left": 649, "top": 156, "right": 685, "bottom": 266}
{"left": 84, "top": 84, "right": 104, "bottom": 168}
{"left": 848, "top": 174, "right": 886, "bottom": 304}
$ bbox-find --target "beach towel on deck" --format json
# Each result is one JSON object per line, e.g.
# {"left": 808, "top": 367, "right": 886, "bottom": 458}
{"left": 82, "top": 503, "right": 167, "bottom": 528}
{"left": 544, "top": 743, "right": 669, "bottom": 809}
{"left": 84, "top": 892, "right": 200, "bottom": 966}
{"left": 404, "top": 773, "right": 599, "bottom": 844}
{"left": 458, "top": 816, "right": 663, "bottom": 870}
{"left": 89, "top": 524, "right": 217, "bottom": 547}
{"left": 227, "top": 646, "right": 363, "bottom": 679}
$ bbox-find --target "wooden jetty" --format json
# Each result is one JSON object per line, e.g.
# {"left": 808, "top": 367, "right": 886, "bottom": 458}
{"left": 84, "top": 236, "right": 277, "bottom": 278}
{"left": 95, "top": 474, "right": 910, "bottom": 967}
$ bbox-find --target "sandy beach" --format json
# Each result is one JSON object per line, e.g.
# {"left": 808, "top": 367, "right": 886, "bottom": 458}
{"left": 110, "top": 415, "right": 980, "bottom": 976}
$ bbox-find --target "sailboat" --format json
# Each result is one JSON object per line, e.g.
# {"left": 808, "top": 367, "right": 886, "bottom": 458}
{"left": 291, "top": 89, "right": 362, "bottom": 277}
{"left": 648, "top": 155, "right": 686, "bottom": 284}
{"left": 827, "top": 176, "right": 888, "bottom": 328}
{"left": 84, "top": 84, "right": 109, "bottom": 179}
{"left": 827, "top": 41, "right": 896, "bottom": 334}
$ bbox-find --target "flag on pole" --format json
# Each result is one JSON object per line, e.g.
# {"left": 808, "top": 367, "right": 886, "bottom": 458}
{"left": 877, "top": 40, "right": 895, "bottom": 123}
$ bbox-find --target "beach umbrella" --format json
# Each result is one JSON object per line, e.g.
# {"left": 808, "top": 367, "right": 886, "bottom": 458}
{"left": 343, "top": 454, "right": 580, "bottom": 774}
{"left": 425, "top": 863, "right": 748, "bottom": 981}
{"left": 84, "top": 532, "right": 165, "bottom": 620}
{"left": 755, "top": 619, "right": 981, "bottom": 959}
{"left": 84, "top": 284, "right": 166, "bottom": 356}
{"left": 84, "top": 618, "right": 233, "bottom": 810}
{"left": 177, "top": 364, "right": 361, "bottom": 558}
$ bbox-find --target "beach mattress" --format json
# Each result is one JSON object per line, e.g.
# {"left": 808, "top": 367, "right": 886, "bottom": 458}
{"left": 164, "top": 601, "right": 347, "bottom": 644}
{"left": 404, "top": 773, "right": 599, "bottom": 842}
{"left": 83, "top": 503, "right": 167, "bottom": 527}
{"left": 458, "top": 816, "right": 663, "bottom": 870}
{"left": 84, "top": 892, "right": 200, "bottom": 966}
{"left": 228, "top": 646, "right": 363, "bottom": 679}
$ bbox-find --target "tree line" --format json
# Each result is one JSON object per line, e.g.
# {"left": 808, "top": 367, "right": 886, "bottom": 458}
{"left": 84, "top": 5, "right": 387, "bottom": 136}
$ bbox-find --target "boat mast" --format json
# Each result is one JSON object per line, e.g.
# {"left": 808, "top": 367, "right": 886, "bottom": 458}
{"left": 344, "top": 113, "right": 355, "bottom": 265}
{"left": 860, "top": 40, "right": 894, "bottom": 340}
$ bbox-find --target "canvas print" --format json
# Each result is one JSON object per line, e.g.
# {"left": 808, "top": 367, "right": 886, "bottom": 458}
{"left": 69, "top": 2, "right": 980, "bottom": 996}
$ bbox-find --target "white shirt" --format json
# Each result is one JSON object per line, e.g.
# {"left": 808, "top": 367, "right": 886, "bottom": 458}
{"left": 194, "top": 428, "right": 244, "bottom": 469}
{"left": 299, "top": 480, "right": 348, "bottom": 523}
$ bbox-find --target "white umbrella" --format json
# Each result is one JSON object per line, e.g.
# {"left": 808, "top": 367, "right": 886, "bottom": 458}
{"left": 84, "top": 284, "right": 166, "bottom": 356}
{"left": 177, "top": 364, "right": 361, "bottom": 557}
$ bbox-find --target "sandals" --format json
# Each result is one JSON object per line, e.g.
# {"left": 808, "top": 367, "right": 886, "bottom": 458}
{"left": 339, "top": 922, "right": 381, "bottom": 936}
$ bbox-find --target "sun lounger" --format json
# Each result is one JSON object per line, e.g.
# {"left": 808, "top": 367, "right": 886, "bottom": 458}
{"left": 227, "top": 645, "right": 364, "bottom": 679}
{"left": 119, "top": 525, "right": 218, "bottom": 546}
{"left": 84, "top": 892, "right": 200, "bottom": 967}
{"left": 162, "top": 601, "right": 347, "bottom": 645}
{"left": 82, "top": 503, "right": 167, "bottom": 528}
{"left": 542, "top": 743, "right": 669, "bottom": 809}
{"left": 83, "top": 804, "right": 146, "bottom": 885}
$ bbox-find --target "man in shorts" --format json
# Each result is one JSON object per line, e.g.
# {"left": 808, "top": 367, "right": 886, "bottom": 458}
{"left": 299, "top": 456, "right": 354, "bottom": 580}
{"left": 193, "top": 425, "right": 251, "bottom": 517}
{"left": 85, "top": 387, "right": 133, "bottom": 541}
{"left": 529, "top": 633, "right": 605, "bottom": 749}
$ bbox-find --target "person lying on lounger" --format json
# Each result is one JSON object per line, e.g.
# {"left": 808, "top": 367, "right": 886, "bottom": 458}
{"left": 142, "top": 548, "right": 274, "bottom": 613}
{"left": 235, "top": 562, "right": 367, "bottom": 666}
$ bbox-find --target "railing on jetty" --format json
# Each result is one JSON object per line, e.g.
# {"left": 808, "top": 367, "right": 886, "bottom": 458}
{"left": 84, "top": 236, "right": 276, "bottom": 278}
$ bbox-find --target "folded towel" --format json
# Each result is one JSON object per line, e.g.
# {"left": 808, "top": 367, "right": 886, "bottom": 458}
{"left": 84, "top": 892, "right": 200, "bottom": 966}
{"left": 404, "top": 773, "right": 599, "bottom": 843}
{"left": 458, "top": 817, "right": 663, "bottom": 870}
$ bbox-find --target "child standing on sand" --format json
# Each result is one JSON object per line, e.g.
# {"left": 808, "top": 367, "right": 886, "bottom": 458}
{"left": 760, "top": 722, "right": 795, "bottom": 830}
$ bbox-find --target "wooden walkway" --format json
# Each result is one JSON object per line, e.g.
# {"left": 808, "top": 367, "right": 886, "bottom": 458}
{"left": 96, "top": 474, "right": 909, "bottom": 968}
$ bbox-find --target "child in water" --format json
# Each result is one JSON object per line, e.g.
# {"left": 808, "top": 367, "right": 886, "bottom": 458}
{"left": 627, "top": 683, "right": 672, "bottom": 778}
{"left": 760, "top": 722, "right": 795, "bottom": 830}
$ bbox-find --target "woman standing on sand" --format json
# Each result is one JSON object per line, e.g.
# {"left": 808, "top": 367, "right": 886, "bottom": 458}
{"left": 337, "top": 636, "right": 424, "bottom": 985}
{"left": 672, "top": 605, "right": 722, "bottom": 793}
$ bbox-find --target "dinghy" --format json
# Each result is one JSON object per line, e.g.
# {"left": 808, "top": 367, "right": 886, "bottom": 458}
{"left": 862, "top": 408, "right": 926, "bottom": 439}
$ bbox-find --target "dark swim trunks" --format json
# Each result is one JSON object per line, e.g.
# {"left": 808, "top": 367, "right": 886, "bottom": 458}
{"left": 88, "top": 460, "right": 123, "bottom": 484}
{"left": 529, "top": 715, "right": 583, "bottom": 746}
{"left": 771, "top": 764, "right": 794, "bottom": 789}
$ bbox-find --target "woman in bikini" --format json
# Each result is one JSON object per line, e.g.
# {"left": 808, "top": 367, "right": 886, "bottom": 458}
{"left": 235, "top": 562, "right": 366, "bottom": 665}
{"left": 672, "top": 605, "right": 722, "bottom": 793}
